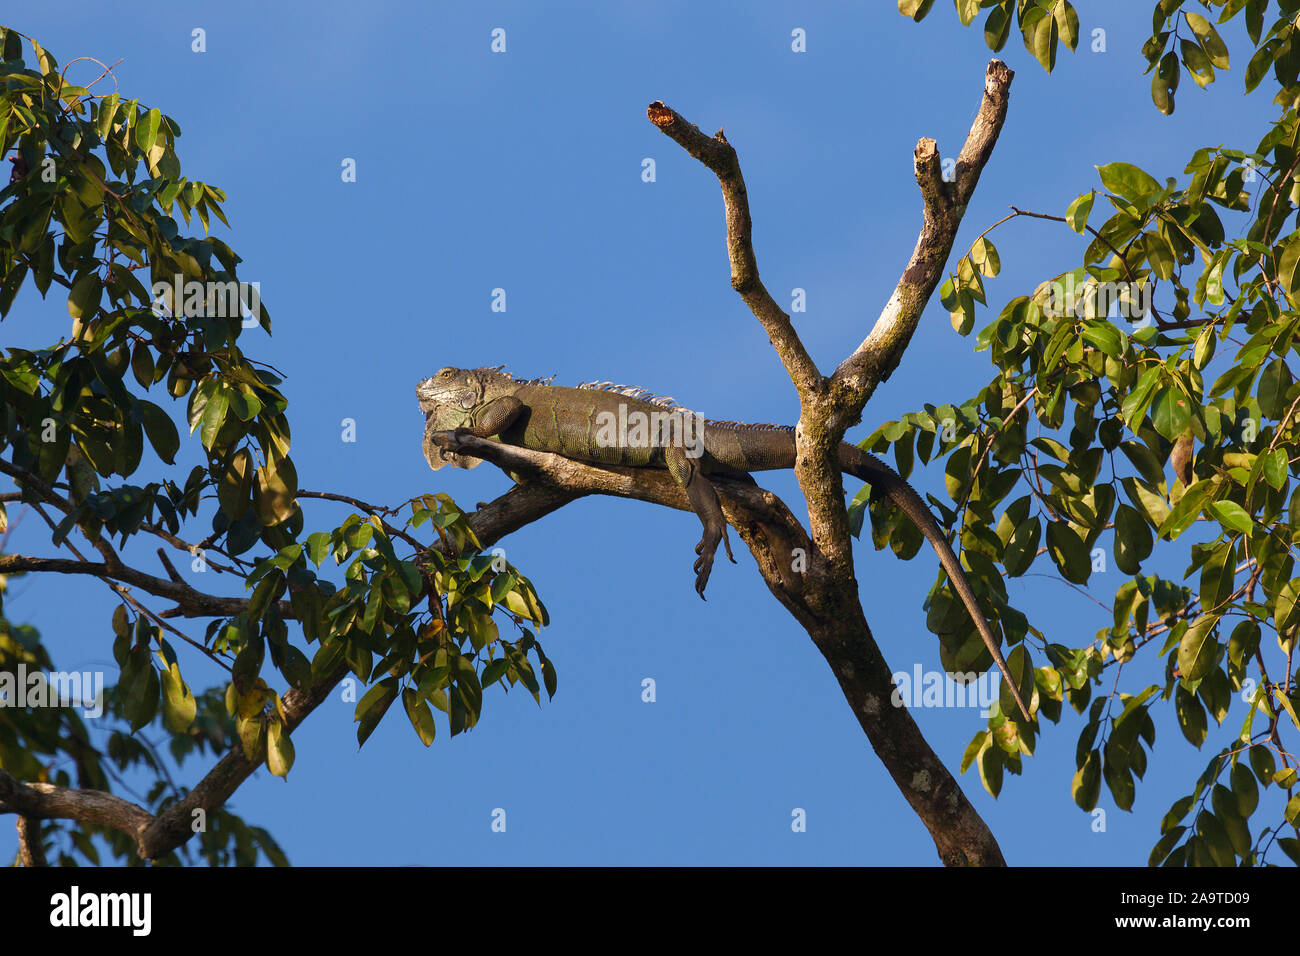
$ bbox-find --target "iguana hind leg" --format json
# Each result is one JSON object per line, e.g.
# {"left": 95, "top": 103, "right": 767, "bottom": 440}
{"left": 664, "top": 445, "right": 736, "bottom": 599}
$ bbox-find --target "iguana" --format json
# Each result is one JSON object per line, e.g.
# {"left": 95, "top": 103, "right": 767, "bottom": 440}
{"left": 416, "top": 366, "right": 1032, "bottom": 721}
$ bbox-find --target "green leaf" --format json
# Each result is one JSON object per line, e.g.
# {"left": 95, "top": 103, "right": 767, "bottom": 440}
{"left": 254, "top": 453, "right": 299, "bottom": 526}
{"left": 159, "top": 659, "right": 196, "bottom": 732}
{"left": 960, "top": 731, "right": 988, "bottom": 774}
{"left": 1177, "top": 614, "right": 1220, "bottom": 681}
{"left": 897, "top": 0, "right": 936, "bottom": 21}
{"left": 120, "top": 645, "right": 161, "bottom": 733}
{"left": 218, "top": 447, "right": 254, "bottom": 521}
{"left": 1231, "top": 761, "right": 1259, "bottom": 818}
{"left": 306, "top": 531, "right": 332, "bottom": 567}
{"left": 266, "top": 720, "right": 295, "bottom": 777}
{"left": 248, "top": 570, "right": 283, "bottom": 622}
{"left": 1276, "top": 686, "right": 1300, "bottom": 732}
{"left": 1262, "top": 448, "right": 1288, "bottom": 491}
{"left": 1200, "top": 544, "right": 1234, "bottom": 613}
{"left": 237, "top": 714, "right": 265, "bottom": 761}
{"left": 135, "top": 107, "right": 162, "bottom": 154}
{"left": 1065, "top": 191, "right": 1094, "bottom": 233}
{"left": 1276, "top": 578, "right": 1300, "bottom": 635}
{"left": 1145, "top": 231, "right": 1176, "bottom": 281}
{"left": 1097, "top": 162, "right": 1161, "bottom": 202}
{"left": 1245, "top": 43, "right": 1275, "bottom": 94}
{"left": 979, "top": 744, "right": 1004, "bottom": 797}
{"left": 1082, "top": 321, "right": 1124, "bottom": 357}
{"left": 1280, "top": 838, "right": 1300, "bottom": 865}
{"left": 354, "top": 677, "right": 399, "bottom": 747}
{"left": 1149, "top": 385, "right": 1191, "bottom": 442}
{"left": 1161, "top": 794, "right": 1194, "bottom": 834}
{"left": 1159, "top": 478, "right": 1213, "bottom": 540}
{"left": 1196, "top": 810, "right": 1236, "bottom": 865}
{"left": 1244, "top": 0, "right": 1265, "bottom": 44}
{"left": 402, "top": 687, "right": 436, "bottom": 746}
{"left": 970, "top": 237, "right": 1001, "bottom": 277}
{"left": 481, "top": 657, "right": 510, "bottom": 689}
{"left": 1249, "top": 743, "right": 1275, "bottom": 785}
{"left": 1152, "top": 51, "right": 1178, "bottom": 113}
{"left": 984, "top": 2, "right": 1012, "bottom": 51}
{"left": 199, "top": 387, "right": 229, "bottom": 450}
{"left": 1004, "top": 516, "right": 1041, "bottom": 577}
{"left": 95, "top": 92, "right": 120, "bottom": 139}
{"left": 1257, "top": 357, "right": 1291, "bottom": 418}
{"left": 1180, "top": 37, "right": 1215, "bottom": 89}
{"left": 1149, "top": 827, "right": 1186, "bottom": 866}
{"left": 954, "top": 0, "right": 981, "bottom": 27}
{"left": 1175, "top": 684, "right": 1207, "bottom": 747}
{"left": 1285, "top": 794, "right": 1300, "bottom": 826}
{"left": 1029, "top": 10, "right": 1058, "bottom": 72}
{"left": 1072, "top": 748, "right": 1101, "bottom": 810}
{"left": 1206, "top": 500, "right": 1252, "bottom": 535}
{"left": 1054, "top": 0, "right": 1079, "bottom": 52}
{"left": 68, "top": 271, "right": 103, "bottom": 321}
{"left": 1121, "top": 365, "right": 1163, "bottom": 428}
{"left": 139, "top": 401, "right": 179, "bottom": 465}
{"left": 1, "top": 26, "right": 21, "bottom": 61}
{"left": 1113, "top": 503, "right": 1153, "bottom": 575}
{"left": 1046, "top": 520, "right": 1090, "bottom": 583}
{"left": 1184, "top": 12, "right": 1229, "bottom": 69}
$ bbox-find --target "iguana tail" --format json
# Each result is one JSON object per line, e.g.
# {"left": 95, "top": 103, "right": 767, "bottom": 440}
{"left": 839, "top": 444, "right": 1033, "bottom": 722}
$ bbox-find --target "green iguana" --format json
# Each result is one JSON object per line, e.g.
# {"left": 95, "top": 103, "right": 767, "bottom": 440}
{"left": 416, "top": 366, "right": 1032, "bottom": 721}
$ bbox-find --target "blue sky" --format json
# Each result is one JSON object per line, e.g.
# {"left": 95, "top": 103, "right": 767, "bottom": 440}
{"left": 0, "top": 1, "right": 1282, "bottom": 865}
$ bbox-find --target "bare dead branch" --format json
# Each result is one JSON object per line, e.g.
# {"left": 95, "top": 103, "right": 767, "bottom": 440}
{"left": 647, "top": 101, "right": 822, "bottom": 393}
{"left": 834, "top": 59, "right": 1014, "bottom": 406}
{"left": 632, "top": 67, "right": 1016, "bottom": 863}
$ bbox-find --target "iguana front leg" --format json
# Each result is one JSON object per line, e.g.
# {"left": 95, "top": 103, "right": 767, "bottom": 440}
{"left": 430, "top": 396, "right": 524, "bottom": 462}
{"left": 664, "top": 445, "right": 736, "bottom": 599}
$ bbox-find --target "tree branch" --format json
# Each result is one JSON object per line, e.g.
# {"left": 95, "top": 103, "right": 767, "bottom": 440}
{"left": 0, "top": 770, "right": 155, "bottom": 849}
{"left": 0, "top": 552, "right": 291, "bottom": 620}
{"left": 647, "top": 101, "right": 822, "bottom": 394}
{"left": 633, "top": 65, "right": 1016, "bottom": 864}
{"left": 834, "top": 59, "right": 1014, "bottom": 408}
{"left": 17, "top": 815, "right": 47, "bottom": 866}
{"left": 432, "top": 432, "right": 1008, "bottom": 865}
{"left": 0, "top": 479, "right": 578, "bottom": 860}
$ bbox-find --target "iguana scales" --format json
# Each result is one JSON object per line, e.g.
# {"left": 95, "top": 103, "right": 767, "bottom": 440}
{"left": 416, "top": 366, "right": 1032, "bottom": 721}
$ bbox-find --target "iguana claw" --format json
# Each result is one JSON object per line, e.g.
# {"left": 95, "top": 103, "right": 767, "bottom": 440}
{"left": 694, "top": 545, "right": 713, "bottom": 600}
{"left": 436, "top": 428, "right": 468, "bottom": 450}
{"left": 692, "top": 523, "right": 736, "bottom": 599}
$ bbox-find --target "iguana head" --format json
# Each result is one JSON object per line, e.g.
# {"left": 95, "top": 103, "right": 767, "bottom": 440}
{"left": 416, "top": 367, "right": 490, "bottom": 470}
